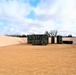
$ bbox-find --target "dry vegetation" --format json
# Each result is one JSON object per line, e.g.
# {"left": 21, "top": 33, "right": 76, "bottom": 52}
{"left": 0, "top": 44, "right": 76, "bottom": 75}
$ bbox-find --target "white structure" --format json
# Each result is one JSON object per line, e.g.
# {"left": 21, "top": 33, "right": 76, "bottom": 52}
{"left": 63, "top": 37, "right": 76, "bottom": 44}
{"left": 48, "top": 37, "right": 76, "bottom": 44}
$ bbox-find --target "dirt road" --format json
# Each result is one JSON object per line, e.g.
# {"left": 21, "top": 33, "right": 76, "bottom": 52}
{"left": 0, "top": 44, "right": 76, "bottom": 75}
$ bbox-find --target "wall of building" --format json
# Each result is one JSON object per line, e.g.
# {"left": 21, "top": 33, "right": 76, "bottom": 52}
{"left": 62, "top": 37, "right": 76, "bottom": 44}
{"left": 48, "top": 37, "right": 51, "bottom": 43}
{"left": 49, "top": 37, "right": 76, "bottom": 44}
{"left": 72, "top": 38, "right": 76, "bottom": 44}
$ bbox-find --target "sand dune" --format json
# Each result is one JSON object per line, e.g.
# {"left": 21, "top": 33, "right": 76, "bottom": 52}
{"left": 0, "top": 36, "right": 27, "bottom": 47}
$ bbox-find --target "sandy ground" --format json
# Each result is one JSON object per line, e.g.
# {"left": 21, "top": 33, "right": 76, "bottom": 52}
{"left": 0, "top": 44, "right": 76, "bottom": 75}
{"left": 0, "top": 36, "right": 27, "bottom": 47}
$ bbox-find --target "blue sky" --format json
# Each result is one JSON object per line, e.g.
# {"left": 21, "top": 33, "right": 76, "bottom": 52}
{"left": 0, "top": 0, "right": 76, "bottom": 36}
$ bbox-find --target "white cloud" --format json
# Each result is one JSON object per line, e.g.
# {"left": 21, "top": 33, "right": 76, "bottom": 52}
{"left": 0, "top": 0, "right": 32, "bottom": 35}
{"left": 32, "top": 0, "right": 76, "bottom": 35}
{"left": 0, "top": 0, "right": 76, "bottom": 36}
{"left": 0, "top": 0, "right": 32, "bottom": 21}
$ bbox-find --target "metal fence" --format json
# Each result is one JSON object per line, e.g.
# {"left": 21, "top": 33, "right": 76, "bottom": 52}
{"left": 27, "top": 35, "right": 33, "bottom": 44}
{"left": 57, "top": 36, "right": 62, "bottom": 44}
{"left": 51, "top": 36, "right": 55, "bottom": 44}
{"left": 27, "top": 34, "right": 48, "bottom": 45}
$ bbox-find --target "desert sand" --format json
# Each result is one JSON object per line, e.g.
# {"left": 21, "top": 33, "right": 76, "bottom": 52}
{"left": 0, "top": 36, "right": 27, "bottom": 47}
{"left": 0, "top": 44, "right": 76, "bottom": 75}
{"left": 0, "top": 36, "right": 76, "bottom": 75}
